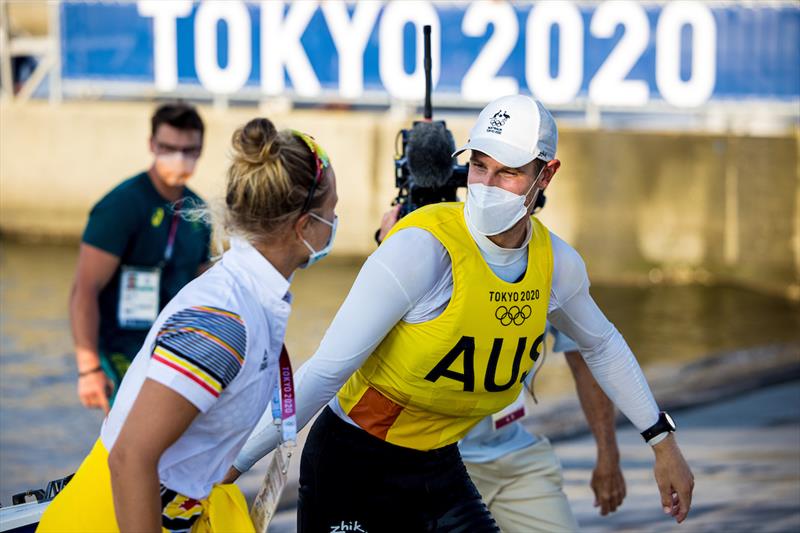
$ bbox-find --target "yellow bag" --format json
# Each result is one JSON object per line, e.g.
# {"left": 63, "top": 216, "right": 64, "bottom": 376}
{"left": 192, "top": 484, "right": 254, "bottom": 533}
{"left": 37, "top": 439, "right": 254, "bottom": 533}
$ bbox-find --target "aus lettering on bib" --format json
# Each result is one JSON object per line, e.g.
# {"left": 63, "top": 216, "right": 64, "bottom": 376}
{"left": 424, "top": 332, "right": 545, "bottom": 393}
{"left": 426, "top": 333, "right": 547, "bottom": 432}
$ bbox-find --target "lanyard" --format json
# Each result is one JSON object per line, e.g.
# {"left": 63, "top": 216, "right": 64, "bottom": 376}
{"left": 252, "top": 345, "right": 296, "bottom": 532}
{"left": 162, "top": 199, "right": 183, "bottom": 264}
{"left": 271, "top": 344, "right": 297, "bottom": 446}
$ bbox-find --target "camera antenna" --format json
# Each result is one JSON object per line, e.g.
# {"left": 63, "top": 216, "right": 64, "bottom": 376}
{"left": 423, "top": 25, "right": 432, "bottom": 121}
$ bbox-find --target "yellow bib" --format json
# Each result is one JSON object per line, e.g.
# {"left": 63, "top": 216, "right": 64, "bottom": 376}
{"left": 337, "top": 203, "right": 553, "bottom": 450}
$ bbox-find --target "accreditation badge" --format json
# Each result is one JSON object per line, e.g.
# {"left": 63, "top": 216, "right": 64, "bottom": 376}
{"left": 117, "top": 266, "right": 161, "bottom": 329}
{"left": 250, "top": 443, "right": 293, "bottom": 533}
{"left": 491, "top": 389, "right": 527, "bottom": 431}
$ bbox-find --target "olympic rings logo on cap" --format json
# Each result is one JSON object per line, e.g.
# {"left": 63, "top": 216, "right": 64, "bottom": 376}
{"left": 494, "top": 305, "right": 532, "bottom": 326}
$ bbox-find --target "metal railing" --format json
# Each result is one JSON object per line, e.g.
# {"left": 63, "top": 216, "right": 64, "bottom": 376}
{"left": 0, "top": 0, "right": 61, "bottom": 104}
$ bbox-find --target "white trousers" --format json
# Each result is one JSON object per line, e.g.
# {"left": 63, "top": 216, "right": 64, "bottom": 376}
{"left": 465, "top": 437, "right": 579, "bottom": 533}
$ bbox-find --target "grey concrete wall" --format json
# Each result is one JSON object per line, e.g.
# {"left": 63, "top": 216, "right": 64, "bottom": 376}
{"left": 1, "top": 101, "right": 797, "bottom": 298}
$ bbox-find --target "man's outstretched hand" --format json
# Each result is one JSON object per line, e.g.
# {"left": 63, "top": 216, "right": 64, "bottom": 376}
{"left": 652, "top": 434, "right": 694, "bottom": 523}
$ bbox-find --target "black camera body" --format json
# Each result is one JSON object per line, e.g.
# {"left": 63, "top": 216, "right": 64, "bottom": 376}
{"left": 394, "top": 120, "right": 468, "bottom": 217}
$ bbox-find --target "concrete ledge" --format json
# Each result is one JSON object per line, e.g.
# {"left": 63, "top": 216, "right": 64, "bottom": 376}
{"left": 1, "top": 100, "right": 798, "bottom": 294}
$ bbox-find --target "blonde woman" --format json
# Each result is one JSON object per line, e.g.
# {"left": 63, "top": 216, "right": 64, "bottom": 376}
{"left": 38, "top": 118, "right": 338, "bottom": 532}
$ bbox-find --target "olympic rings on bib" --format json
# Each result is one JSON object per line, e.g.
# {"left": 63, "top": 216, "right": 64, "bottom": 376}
{"left": 494, "top": 305, "right": 532, "bottom": 326}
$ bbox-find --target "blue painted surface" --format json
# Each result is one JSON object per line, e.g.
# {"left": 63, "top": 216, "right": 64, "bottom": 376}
{"left": 59, "top": 1, "right": 800, "bottom": 103}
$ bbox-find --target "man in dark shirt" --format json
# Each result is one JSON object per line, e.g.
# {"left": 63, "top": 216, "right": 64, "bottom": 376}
{"left": 70, "top": 102, "right": 211, "bottom": 413}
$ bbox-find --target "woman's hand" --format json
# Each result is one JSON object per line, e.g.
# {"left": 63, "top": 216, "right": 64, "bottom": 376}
{"left": 222, "top": 466, "right": 243, "bottom": 484}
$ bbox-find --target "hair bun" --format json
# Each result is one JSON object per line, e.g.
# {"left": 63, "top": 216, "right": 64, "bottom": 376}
{"left": 232, "top": 117, "right": 279, "bottom": 165}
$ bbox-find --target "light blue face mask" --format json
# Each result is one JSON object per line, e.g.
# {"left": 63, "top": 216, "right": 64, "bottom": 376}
{"left": 301, "top": 213, "right": 338, "bottom": 268}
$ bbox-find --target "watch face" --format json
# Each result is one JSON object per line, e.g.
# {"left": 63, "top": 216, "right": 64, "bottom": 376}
{"left": 664, "top": 412, "right": 676, "bottom": 430}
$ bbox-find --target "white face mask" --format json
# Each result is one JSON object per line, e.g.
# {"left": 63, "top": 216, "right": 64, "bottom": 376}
{"left": 154, "top": 152, "right": 196, "bottom": 186}
{"left": 301, "top": 213, "right": 338, "bottom": 268}
{"left": 465, "top": 168, "right": 544, "bottom": 236}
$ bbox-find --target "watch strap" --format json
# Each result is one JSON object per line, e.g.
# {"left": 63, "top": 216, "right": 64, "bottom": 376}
{"left": 641, "top": 411, "right": 675, "bottom": 443}
{"left": 646, "top": 432, "right": 670, "bottom": 446}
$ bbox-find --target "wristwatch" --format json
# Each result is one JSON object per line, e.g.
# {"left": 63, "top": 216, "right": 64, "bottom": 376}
{"left": 641, "top": 411, "right": 676, "bottom": 445}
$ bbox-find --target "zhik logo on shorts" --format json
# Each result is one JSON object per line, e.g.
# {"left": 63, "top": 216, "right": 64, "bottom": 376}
{"left": 330, "top": 520, "right": 366, "bottom": 532}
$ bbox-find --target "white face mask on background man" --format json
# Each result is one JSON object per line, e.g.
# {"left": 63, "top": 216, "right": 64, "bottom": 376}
{"left": 154, "top": 151, "right": 197, "bottom": 187}
{"left": 465, "top": 166, "right": 544, "bottom": 236}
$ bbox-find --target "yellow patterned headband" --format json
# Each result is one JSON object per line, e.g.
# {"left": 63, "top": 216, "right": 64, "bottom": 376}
{"left": 292, "top": 130, "right": 330, "bottom": 213}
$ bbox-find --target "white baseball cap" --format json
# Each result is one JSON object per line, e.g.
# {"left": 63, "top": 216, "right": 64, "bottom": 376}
{"left": 454, "top": 94, "right": 558, "bottom": 168}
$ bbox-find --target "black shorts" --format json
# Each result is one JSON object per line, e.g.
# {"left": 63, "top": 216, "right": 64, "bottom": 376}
{"left": 298, "top": 406, "right": 499, "bottom": 533}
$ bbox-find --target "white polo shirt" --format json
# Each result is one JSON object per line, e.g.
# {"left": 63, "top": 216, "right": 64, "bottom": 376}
{"left": 101, "top": 237, "right": 292, "bottom": 499}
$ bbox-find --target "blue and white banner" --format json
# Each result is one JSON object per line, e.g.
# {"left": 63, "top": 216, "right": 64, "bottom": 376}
{"left": 61, "top": 1, "right": 800, "bottom": 107}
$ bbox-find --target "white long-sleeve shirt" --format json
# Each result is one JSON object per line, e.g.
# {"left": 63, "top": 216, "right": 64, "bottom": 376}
{"left": 234, "top": 217, "right": 658, "bottom": 472}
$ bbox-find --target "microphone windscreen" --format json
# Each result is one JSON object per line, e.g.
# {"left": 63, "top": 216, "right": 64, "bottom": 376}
{"left": 406, "top": 122, "right": 455, "bottom": 188}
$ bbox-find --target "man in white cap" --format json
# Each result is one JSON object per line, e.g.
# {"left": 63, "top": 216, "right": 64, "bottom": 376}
{"left": 230, "top": 95, "right": 694, "bottom": 532}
